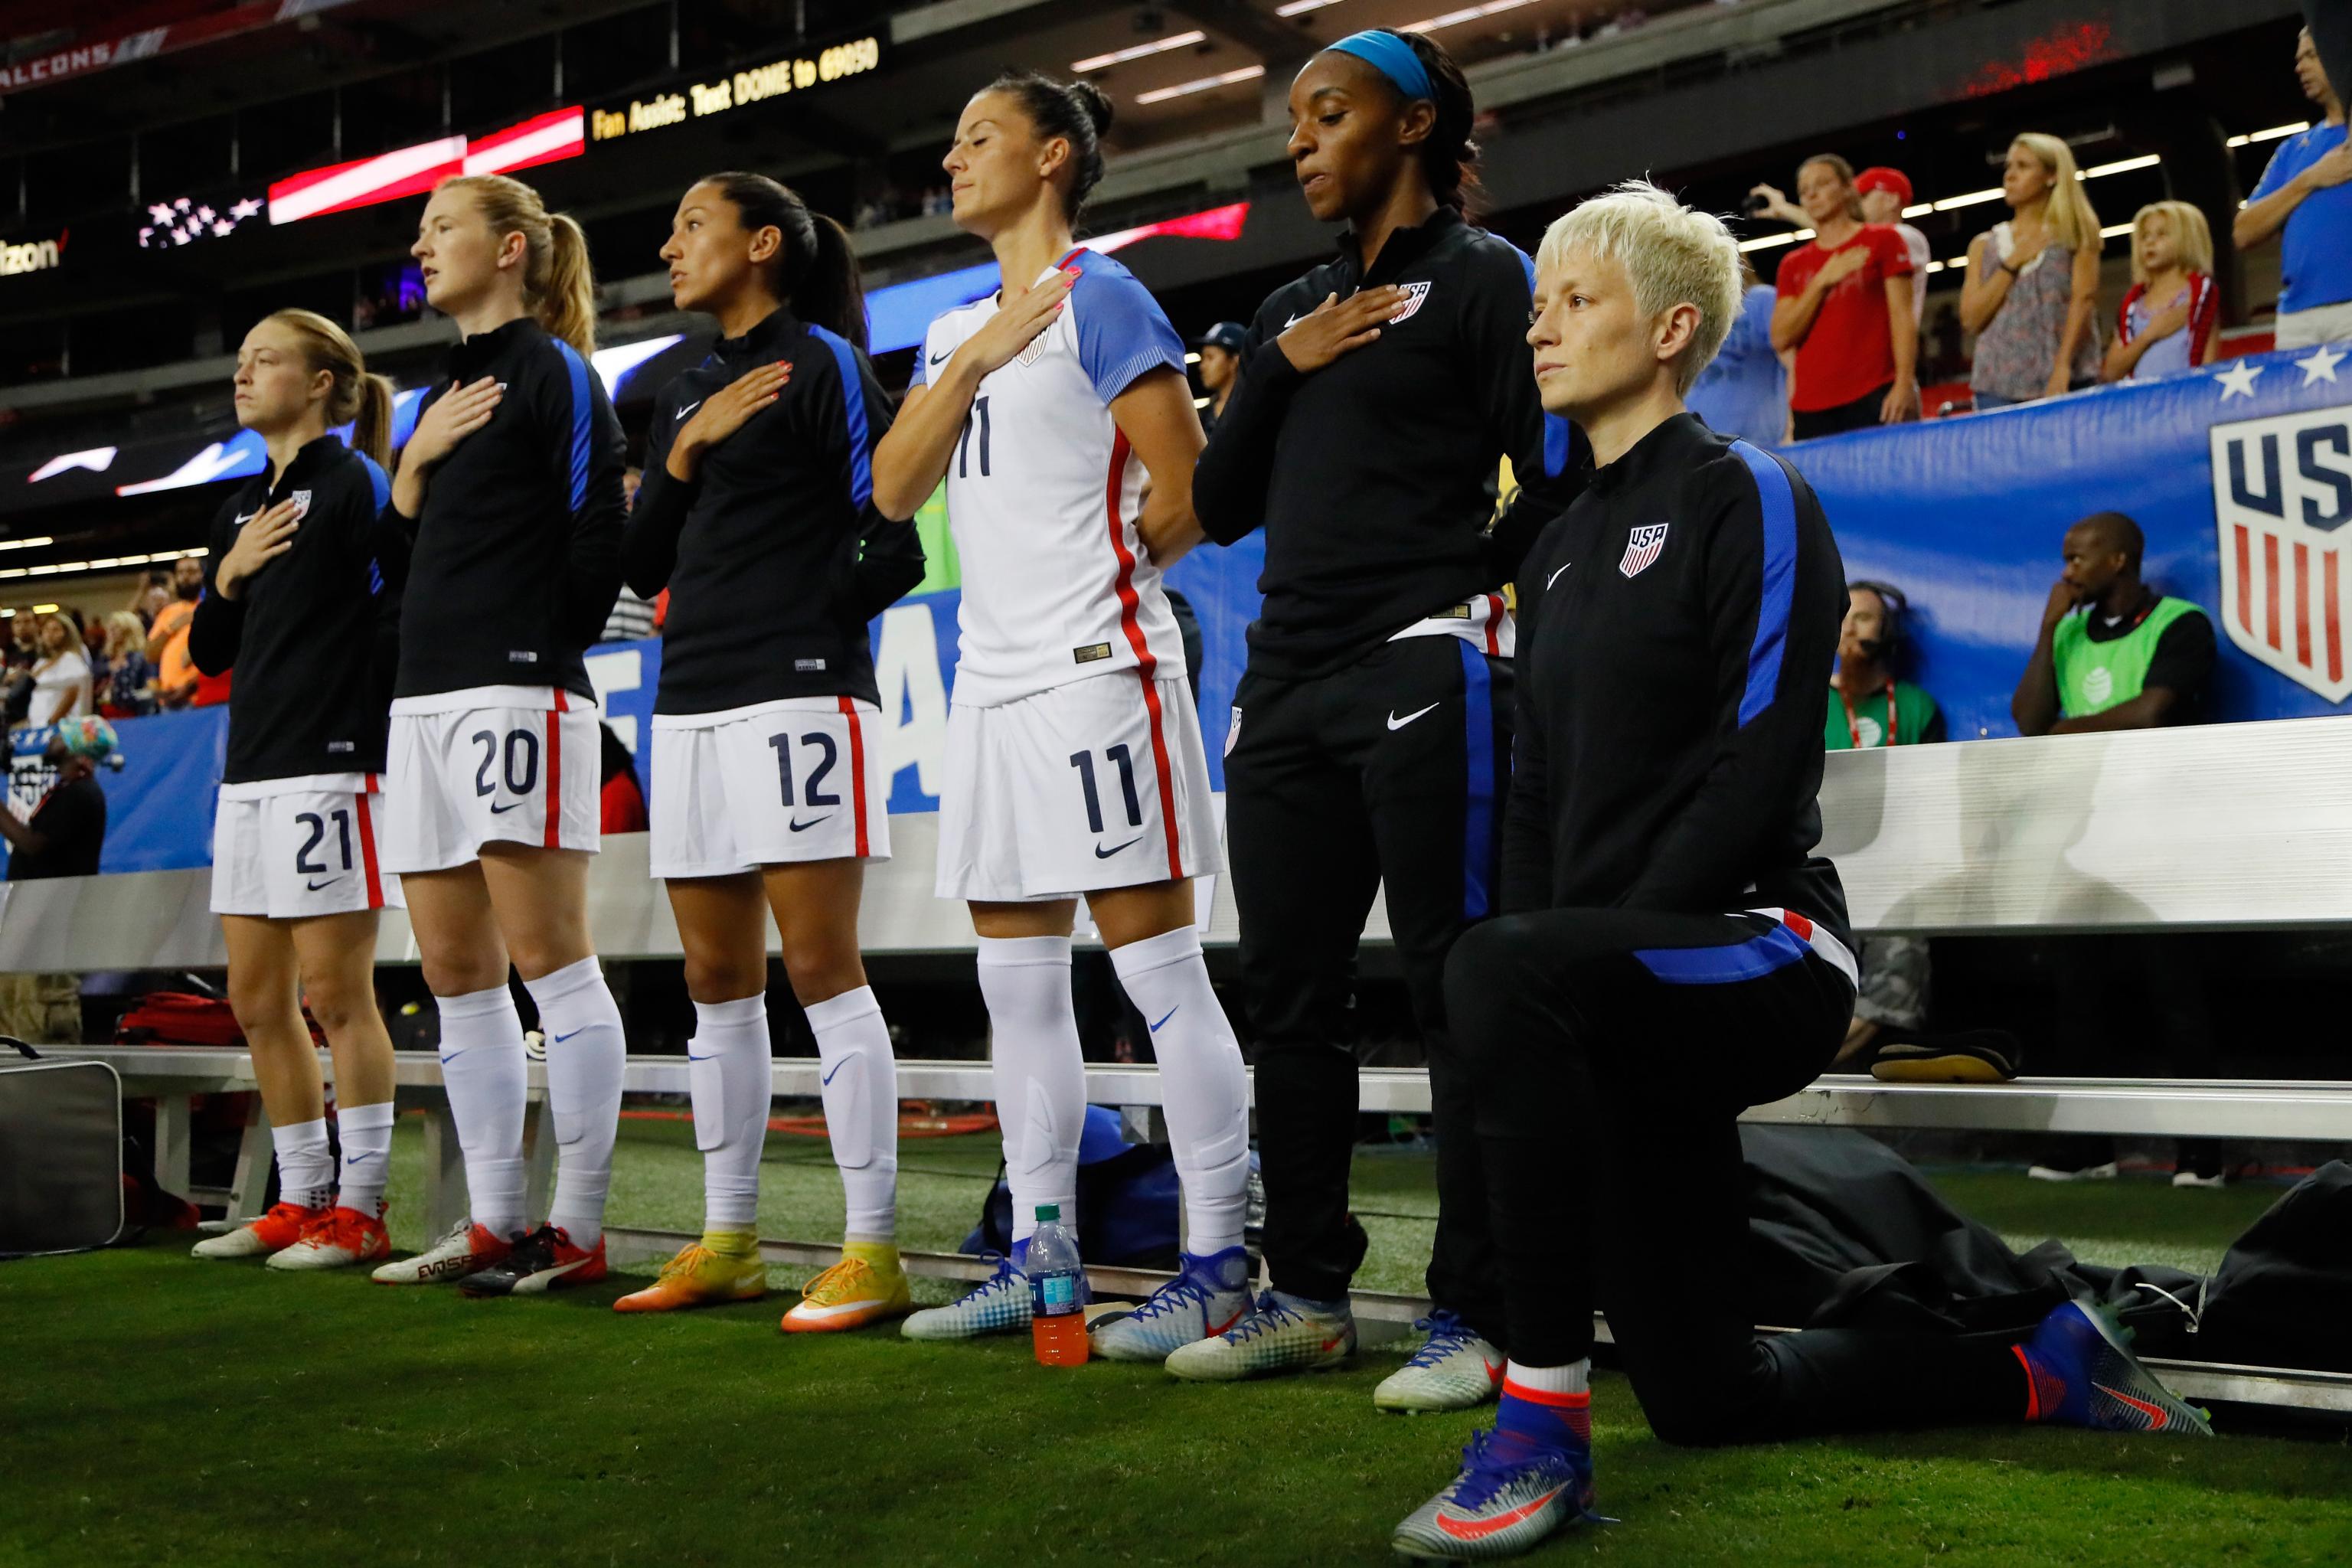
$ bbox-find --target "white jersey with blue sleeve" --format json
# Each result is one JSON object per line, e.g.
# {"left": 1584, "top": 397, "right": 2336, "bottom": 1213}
{"left": 914, "top": 248, "right": 1190, "bottom": 707}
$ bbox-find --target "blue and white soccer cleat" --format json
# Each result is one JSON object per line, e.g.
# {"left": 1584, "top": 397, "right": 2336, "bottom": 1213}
{"left": 1391, "top": 1427, "right": 1597, "bottom": 1561}
{"left": 1089, "top": 1245, "right": 1252, "bottom": 1363}
{"left": 900, "top": 1252, "right": 1032, "bottom": 1341}
{"left": 1375, "top": 1310, "right": 1504, "bottom": 1413}
{"left": 2017, "top": 1298, "right": 2213, "bottom": 1436}
{"left": 1161, "top": 1289, "right": 1356, "bottom": 1381}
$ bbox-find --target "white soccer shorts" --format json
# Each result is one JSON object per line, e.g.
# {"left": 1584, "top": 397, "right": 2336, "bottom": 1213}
{"left": 649, "top": 697, "right": 891, "bottom": 878}
{"left": 936, "top": 668, "right": 1222, "bottom": 903}
{"left": 211, "top": 774, "right": 403, "bottom": 918}
{"left": 382, "top": 686, "right": 601, "bottom": 874}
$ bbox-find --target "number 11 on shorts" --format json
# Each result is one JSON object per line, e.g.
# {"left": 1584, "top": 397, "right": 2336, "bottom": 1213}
{"left": 1069, "top": 744, "right": 1142, "bottom": 835}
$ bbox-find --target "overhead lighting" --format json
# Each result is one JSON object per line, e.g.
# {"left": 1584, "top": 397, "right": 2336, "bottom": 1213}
{"left": 1402, "top": 0, "right": 1536, "bottom": 31}
{"left": 31, "top": 604, "right": 56, "bottom": 614}
{"left": 1073, "top": 31, "right": 1206, "bottom": 72}
{"left": 1932, "top": 187, "right": 2005, "bottom": 212}
{"left": 1136, "top": 64, "right": 1264, "bottom": 106}
{"left": 1737, "top": 229, "right": 1811, "bottom": 253}
{"left": 1185, "top": 351, "right": 1201, "bottom": 364}
{"left": 2228, "top": 122, "right": 2309, "bottom": 148}
{"left": 1276, "top": 0, "right": 1348, "bottom": 12}
{"left": 2079, "top": 153, "right": 2158, "bottom": 178}
{"left": 0, "top": 537, "right": 56, "bottom": 551}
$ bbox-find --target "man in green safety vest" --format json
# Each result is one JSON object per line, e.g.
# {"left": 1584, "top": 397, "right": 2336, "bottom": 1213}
{"left": 2012, "top": 510, "right": 2215, "bottom": 735}
{"left": 2009, "top": 509, "right": 2223, "bottom": 1186}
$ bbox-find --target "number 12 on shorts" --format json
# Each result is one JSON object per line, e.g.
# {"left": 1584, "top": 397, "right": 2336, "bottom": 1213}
{"left": 768, "top": 731, "right": 841, "bottom": 819}
{"left": 1069, "top": 744, "right": 1142, "bottom": 835}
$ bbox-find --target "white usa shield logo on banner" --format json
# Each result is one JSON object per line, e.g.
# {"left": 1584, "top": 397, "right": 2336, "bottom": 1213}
{"left": 2213, "top": 407, "right": 2352, "bottom": 702}
{"left": 1619, "top": 523, "right": 1669, "bottom": 578}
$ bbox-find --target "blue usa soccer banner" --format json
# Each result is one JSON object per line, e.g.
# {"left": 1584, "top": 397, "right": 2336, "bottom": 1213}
{"left": 1786, "top": 344, "right": 2352, "bottom": 741}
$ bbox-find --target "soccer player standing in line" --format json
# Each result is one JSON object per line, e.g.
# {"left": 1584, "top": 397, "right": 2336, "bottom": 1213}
{"left": 871, "top": 72, "right": 1253, "bottom": 1360}
{"left": 1390, "top": 181, "right": 2209, "bottom": 1562}
{"left": 612, "top": 172, "right": 925, "bottom": 1329}
{"left": 366, "top": 175, "right": 632, "bottom": 1297}
{"left": 1150, "top": 30, "right": 1585, "bottom": 1406}
{"left": 188, "top": 309, "right": 407, "bottom": 1270}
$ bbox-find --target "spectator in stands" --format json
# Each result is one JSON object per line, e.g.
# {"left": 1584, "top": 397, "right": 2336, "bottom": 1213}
{"left": 0, "top": 612, "right": 34, "bottom": 728}
{"left": 2009, "top": 513, "right": 2222, "bottom": 1184}
{"left": 2234, "top": 27, "right": 2352, "bottom": 349}
{"left": 24, "top": 613, "right": 90, "bottom": 729}
{"left": 1687, "top": 256, "right": 1786, "bottom": 444}
{"left": 1758, "top": 154, "right": 1918, "bottom": 436}
{"left": 1191, "top": 322, "right": 1245, "bottom": 435}
{"left": 2104, "top": 202, "right": 2221, "bottom": 382}
{"left": 1854, "top": 166, "right": 1930, "bottom": 328}
{"left": 0, "top": 717, "right": 116, "bottom": 1043}
{"left": 128, "top": 570, "right": 172, "bottom": 628}
{"left": 1960, "top": 134, "right": 2103, "bottom": 409}
{"left": 597, "top": 722, "right": 647, "bottom": 834}
{"left": 2012, "top": 511, "right": 2213, "bottom": 737}
{"left": 148, "top": 557, "right": 204, "bottom": 709}
{"left": 96, "top": 611, "right": 157, "bottom": 719}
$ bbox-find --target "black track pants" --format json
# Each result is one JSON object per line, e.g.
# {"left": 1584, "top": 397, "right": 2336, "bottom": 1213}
{"left": 1224, "top": 635, "right": 1510, "bottom": 1338}
{"left": 1446, "top": 906, "right": 2027, "bottom": 1444}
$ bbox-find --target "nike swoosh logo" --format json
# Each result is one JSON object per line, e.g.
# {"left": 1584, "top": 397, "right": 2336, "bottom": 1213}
{"left": 344, "top": 1151, "right": 380, "bottom": 1165}
{"left": 1149, "top": 1006, "right": 1178, "bottom": 1033}
{"left": 2094, "top": 1381, "right": 2170, "bottom": 1430}
{"left": 234, "top": 511, "right": 258, "bottom": 528}
{"left": 789, "top": 814, "right": 833, "bottom": 831}
{"left": 1436, "top": 1485, "right": 1570, "bottom": 1541}
{"left": 1320, "top": 1334, "right": 1349, "bottom": 1353}
{"left": 305, "top": 877, "right": 343, "bottom": 891}
{"left": 675, "top": 400, "right": 701, "bottom": 420}
{"left": 1387, "top": 703, "right": 1439, "bottom": 730}
{"left": 929, "top": 349, "right": 950, "bottom": 365}
{"left": 687, "top": 1053, "right": 717, "bottom": 1062}
{"left": 553, "top": 1028, "right": 583, "bottom": 1044}
{"left": 1094, "top": 836, "right": 1142, "bottom": 858}
{"left": 1283, "top": 312, "right": 1308, "bottom": 330}
{"left": 1546, "top": 561, "right": 1573, "bottom": 590}
{"left": 488, "top": 802, "right": 521, "bottom": 814}
{"left": 821, "top": 1060, "right": 846, "bottom": 1086}
{"left": 438, "top": 1050, "right": 466, "bottom": 1065}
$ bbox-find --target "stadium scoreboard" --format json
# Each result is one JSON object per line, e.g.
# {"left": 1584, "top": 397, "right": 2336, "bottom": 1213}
{"left": 592, "top": 36, "right": 884, "bottom": 143}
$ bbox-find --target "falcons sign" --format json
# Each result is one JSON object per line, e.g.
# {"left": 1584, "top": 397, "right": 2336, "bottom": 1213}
{"left": 2213, "top": 407, "right": 2352, "bottom": 702}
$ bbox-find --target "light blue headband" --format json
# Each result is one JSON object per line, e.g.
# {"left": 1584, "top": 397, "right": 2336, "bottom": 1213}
{"left": 1325, "top": 30, "right": 1433, "bottom": 104}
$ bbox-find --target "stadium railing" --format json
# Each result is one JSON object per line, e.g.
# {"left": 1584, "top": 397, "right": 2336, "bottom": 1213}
{"left": 26, "top": 717, "right": 2352, "bottom": 1411}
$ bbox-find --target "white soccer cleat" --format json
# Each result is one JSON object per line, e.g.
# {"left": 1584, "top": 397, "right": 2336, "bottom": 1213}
{"left": 900, "top": 1253, "right": 1032, "bottom": 1341}
{"left": 1376, "top": 1312, "right": 1505, "bottom": 1413}
{"left": 1089, "top": 1246, "right": 1251, "bottom": 1363}
{"left": 190, "top": 1201, "right": 323, "bottom": 1259}
{"left": 370, "top": 1217, "right": 514, "bottom": 1285}
{"left": 1161, "top": 1290, "right": 1357, "bottom": 1382}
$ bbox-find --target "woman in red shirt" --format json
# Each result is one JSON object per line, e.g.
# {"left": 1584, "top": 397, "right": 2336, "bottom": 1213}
{"left": 1764, "top": 154, "right": 1918, "bottom": 438}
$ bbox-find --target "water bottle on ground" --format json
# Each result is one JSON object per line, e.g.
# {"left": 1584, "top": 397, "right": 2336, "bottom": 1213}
{"left": 1027, "top": 1203, "right": 1089, "bottom": 1367}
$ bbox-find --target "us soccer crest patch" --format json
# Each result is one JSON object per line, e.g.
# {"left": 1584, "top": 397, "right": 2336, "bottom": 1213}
{"left": 1387, "top": 281, "right": 1432, "bottom": 325}
{"left": 289, "top": 489, "right": 312, "bottom": 521}
{"left": 2213, "top": 407, "right": 2352, "bottom": 702}
{"left": 1619, "top": 524, "right": 1669, "bottom": 578}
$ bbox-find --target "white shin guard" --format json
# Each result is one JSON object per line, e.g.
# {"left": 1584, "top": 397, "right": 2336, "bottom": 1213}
{"left": 975, "top": 935, "right": 1086, "bottom": 1243}
{"left": 1111, "top": 926, "right": 1250, "bottom": 1256}
{"left": 806, "top": 985, "right": 900, "bottom": 1242}
{"left": 688, "top": 994, "right": 772, "bottom": 1233}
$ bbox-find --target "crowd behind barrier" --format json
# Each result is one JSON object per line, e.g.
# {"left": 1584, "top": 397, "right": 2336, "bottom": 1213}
{"left": 4, "top": 350, "right": 2348, "bottom": 880}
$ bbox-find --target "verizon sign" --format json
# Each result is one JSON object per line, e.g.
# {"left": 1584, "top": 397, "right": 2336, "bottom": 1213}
{"left": 0, "top": 234, "right": 63, "bottom": 279}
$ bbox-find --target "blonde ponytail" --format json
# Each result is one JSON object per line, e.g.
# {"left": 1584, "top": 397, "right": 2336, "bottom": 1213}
{"left": 262, "top": 307, "right": 391, "bottom": 468}
{"left": 438, "top": 174, "right": 599, "bottom": 354}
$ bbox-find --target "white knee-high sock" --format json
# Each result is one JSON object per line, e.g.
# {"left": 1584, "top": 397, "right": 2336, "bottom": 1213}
{"left": 272, "top": 1117, "right": 335, "bottom": 1211}
{"left": 335, "top": 1100, "right": 396, "bottom": 1217}
{"left": 975, "top": 935, "right": 1084, "bottom": 1246}
{"left": 688, "top": 995, "right": 771, "bottom": 1233}
{"left": 805, "top": 985, "right": 900, "bottom": 1243}
{"left": 435, "top": 984, "right": 529, "bottom": 1237}
{"left": 1109, "top": 926, "right": 1250, "bottom": 1256}
{"left": 527, "top": 956, "right": 627, "bottom": 1247}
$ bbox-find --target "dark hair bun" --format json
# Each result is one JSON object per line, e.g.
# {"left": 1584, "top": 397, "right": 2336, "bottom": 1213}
{"left": 1068, "top": 78, "right": 1115, "bottom": 139}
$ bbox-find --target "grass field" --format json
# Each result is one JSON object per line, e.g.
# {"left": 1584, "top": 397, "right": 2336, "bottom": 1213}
{"left": 5, "top": 1118, "right": 2350, "bottom": 1568}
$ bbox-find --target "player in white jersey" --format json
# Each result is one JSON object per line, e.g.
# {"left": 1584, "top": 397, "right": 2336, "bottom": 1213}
{"left": 871, "top": 70, "right": 1255, "bottom": 1360}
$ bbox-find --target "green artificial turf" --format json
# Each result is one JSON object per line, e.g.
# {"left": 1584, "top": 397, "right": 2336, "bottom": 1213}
{"left": 5, "top": 1120, "right": 2350, "bottom": 1567}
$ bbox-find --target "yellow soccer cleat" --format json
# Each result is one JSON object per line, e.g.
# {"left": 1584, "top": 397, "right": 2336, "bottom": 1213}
{"left": 781, "top": 1241, "right": 913, "bottom": 1334}
{"left": 612, "top": 1235, "right": 768, "bottom": 1313}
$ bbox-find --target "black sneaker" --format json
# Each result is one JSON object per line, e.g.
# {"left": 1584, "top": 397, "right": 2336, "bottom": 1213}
{"left": 1867, "top": 1027, "right": 2022, "bottom": 1083}
{"left": 456, "top": 1223, "right": 609, "bottom": 1297}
